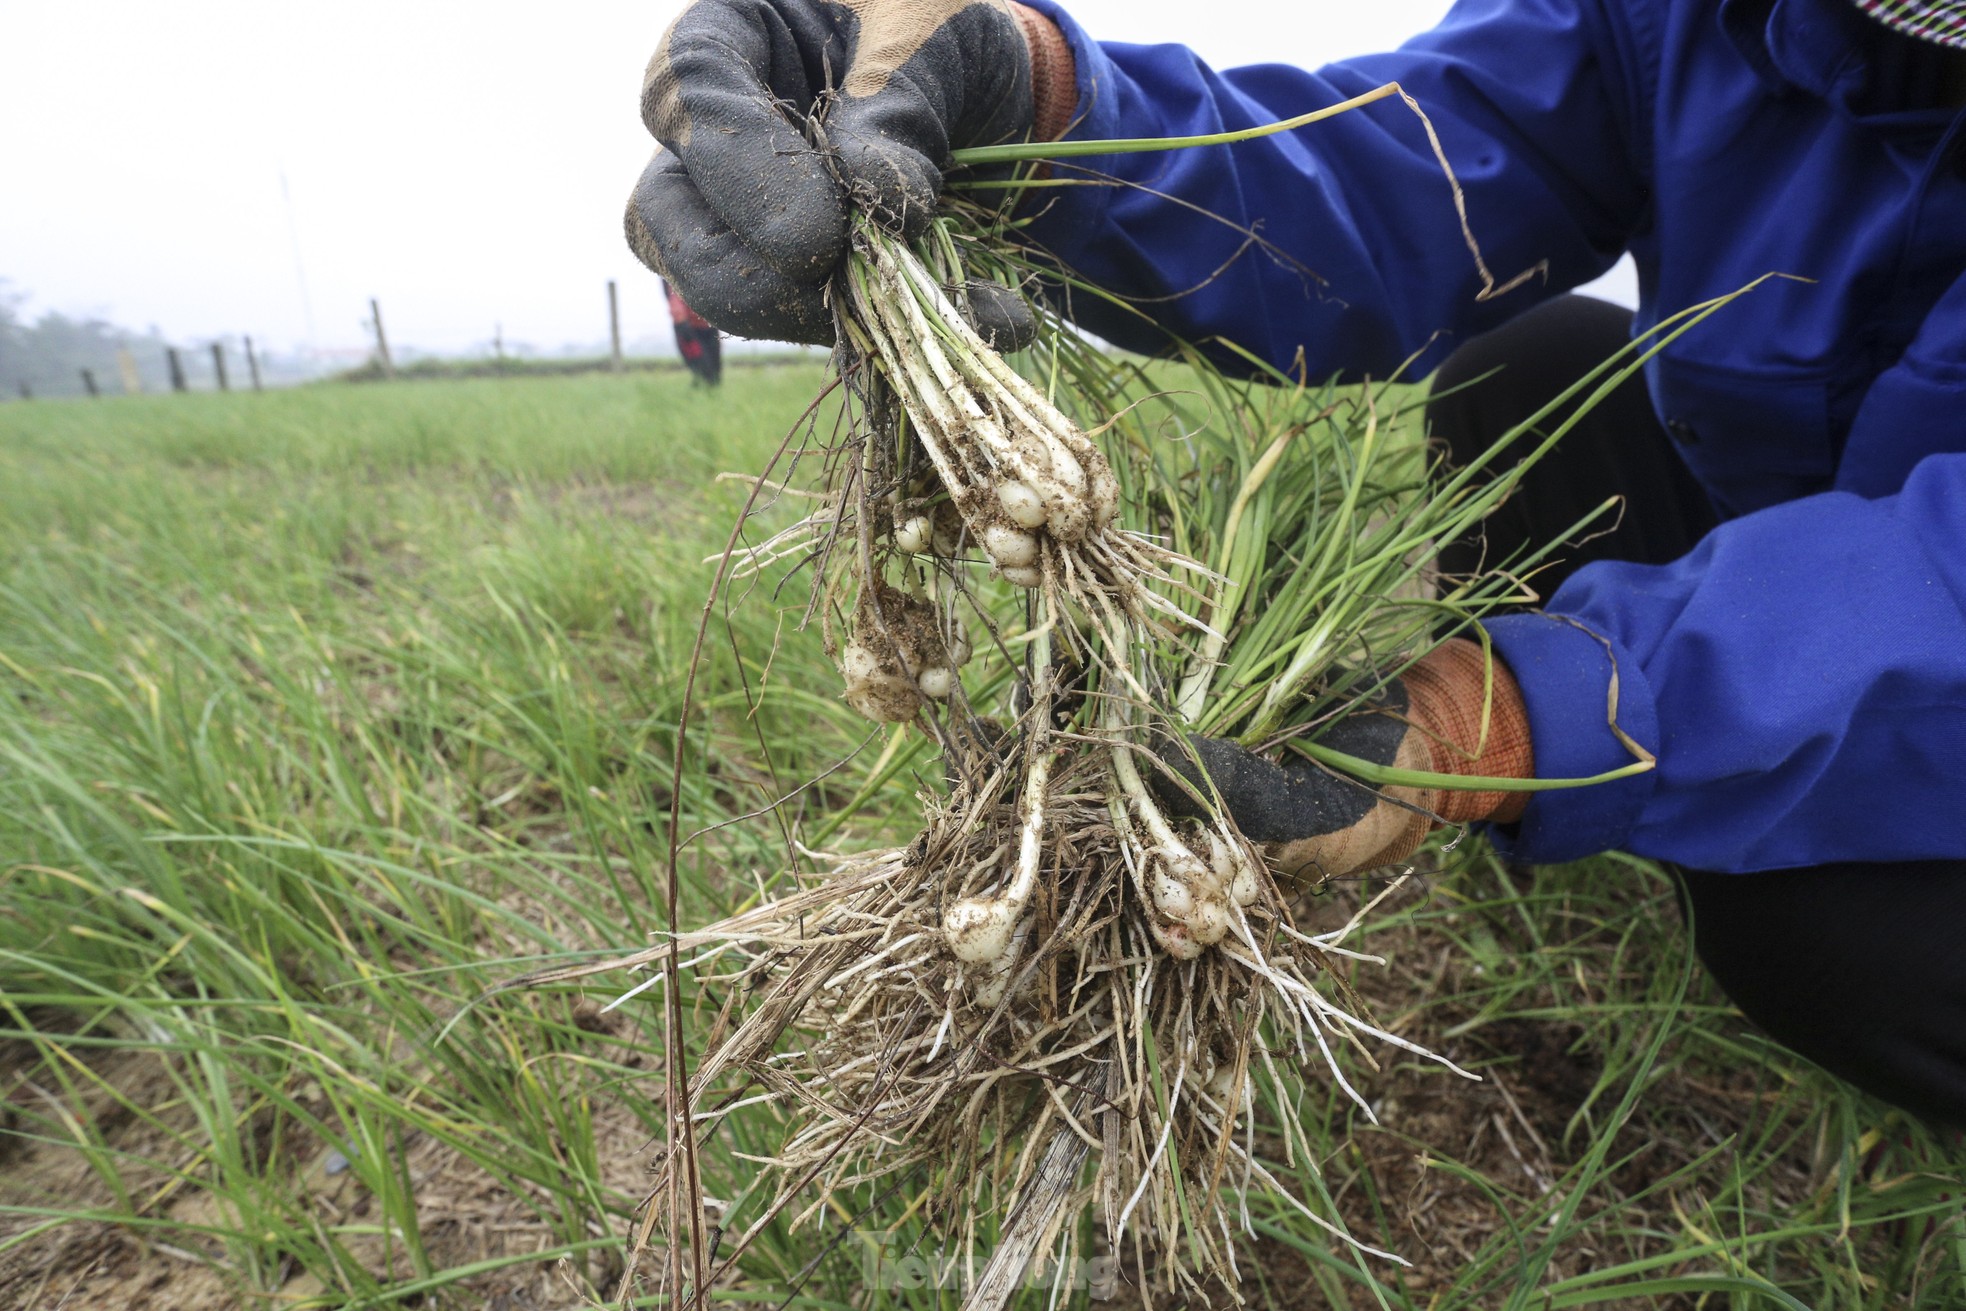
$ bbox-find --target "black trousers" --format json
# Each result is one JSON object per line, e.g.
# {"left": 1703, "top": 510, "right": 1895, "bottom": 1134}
{"left": 1428, "top": 296, "right": 1966, "bottom": 1128}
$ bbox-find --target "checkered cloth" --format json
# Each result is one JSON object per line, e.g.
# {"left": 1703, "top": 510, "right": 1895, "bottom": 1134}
{"left": 1853, "top": 0, "right": 1966, "bottom": 48}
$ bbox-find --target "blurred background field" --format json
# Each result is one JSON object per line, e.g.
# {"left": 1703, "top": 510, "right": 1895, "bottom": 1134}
{"left": 0, "top": 371, "right": 1960, "bottom": 1308}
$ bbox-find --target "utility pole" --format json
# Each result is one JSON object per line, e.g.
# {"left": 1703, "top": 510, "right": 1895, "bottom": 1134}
{"left": 80, "top": 369, "right": 100, "bottom": 397}
{"left": 210, "top": 341, "right": 230, "bottom": 392}
{"left": 244, "top": 336, "right": 264, "bottom": 391}
{"left": 369, "top": 297, "right": 395, "bottom": 379}
{"left": 166, "top": 348, "right": 188, "bottom": 393}
{"left": 608, "top": 279, "right": 624, "bottom": 372}
{"left": 280, "top": 169, "right": 319, "bottom": 348}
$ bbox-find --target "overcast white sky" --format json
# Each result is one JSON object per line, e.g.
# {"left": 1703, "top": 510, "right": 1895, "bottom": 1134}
{"left": 0, "top": 1, "right": 1630, "bottom": 356}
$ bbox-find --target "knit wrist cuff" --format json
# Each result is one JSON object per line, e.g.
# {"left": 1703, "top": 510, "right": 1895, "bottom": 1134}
{"left": 1011, "top": 2, "right": 1077, "bottom": 143}
{"left": 1404, "top": 639, "right": 1536, "bottom": 826}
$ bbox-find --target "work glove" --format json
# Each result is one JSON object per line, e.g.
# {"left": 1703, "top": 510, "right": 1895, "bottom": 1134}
{"left": 625, "top": 0, "right": 1078, "bottom": 344}
{"left": 1163, "top": 639, "right": 1535, "bottom": 881}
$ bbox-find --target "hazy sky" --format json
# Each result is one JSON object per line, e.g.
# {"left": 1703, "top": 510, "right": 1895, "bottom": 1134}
{"left": 1, "top": 1, "right": 1629, "bottom": 356}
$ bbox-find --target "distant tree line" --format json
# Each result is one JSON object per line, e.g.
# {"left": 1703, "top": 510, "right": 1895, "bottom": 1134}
{"left": 0, "top": 280, "right": 190, "bottom": 399}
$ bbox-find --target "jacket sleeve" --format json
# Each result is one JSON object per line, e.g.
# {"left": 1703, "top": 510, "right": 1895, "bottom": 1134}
{"left": 1482, "top": 449, "right": 1966, "bottom": 872}
{"left": 1015, "top": 0, "right": 1651, "bottom": 377}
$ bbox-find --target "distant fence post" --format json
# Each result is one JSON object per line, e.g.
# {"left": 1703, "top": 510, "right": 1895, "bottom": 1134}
{"left": 166, "top": 348, "right": 188, "bottom": 393}
{"left": 370, "top": 297, "right": 395, "bottom": 379}
{"left": 210, "top": 342, "right": 230, "bottom": 392}
{"left": 244, "top": 336, "right": 264, "bottom": 391}
{"left": 608, "top": 279, "right": 624, "bottom": 372}
{"left": 116, "top": 347, "right": 143, "bottom": 394}
{"left": 16, "top": 381, "right": 31, "bottom": 400}
{"left": 80, "top": 368, "right": 101, "bottom": 397}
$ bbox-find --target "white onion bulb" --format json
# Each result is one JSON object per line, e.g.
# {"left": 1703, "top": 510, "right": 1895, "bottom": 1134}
{"left": 944, "top": 898, "right": 1018, "bottom": 964}
{"left": 1230, "top": 861, "right": 1260, "bottom": 907}
{"left": 841, "top": 641, "right": 881, "bottom": 682}
{"left": 893, "top": 514, "right": 932, "bottom": 554}
{"left": 981, "top": 524, "right": 1039, "bottom": 569}
{"left": 995, "top": 480, "right": 1048, "bottom": 528}
{"left": 1151, "top": 871, "right": 1195, "bottom": 919}
{"left": 1187, "top": 897, "right": 1230, "bottom": 946}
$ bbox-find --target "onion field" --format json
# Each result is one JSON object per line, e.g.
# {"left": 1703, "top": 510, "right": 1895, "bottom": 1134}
{"left": 0, "top": 371, "right": 1957, "bottom": 1309}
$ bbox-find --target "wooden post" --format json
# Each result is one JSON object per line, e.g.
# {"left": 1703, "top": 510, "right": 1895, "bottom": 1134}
{"left": 369, "top": 297, "right": 395, "bottom": 379}
{"left": 166, "top": 347, "right": 188, "bottom": 393}
{"left": 116, "top": 347, "right": 142, "bottom": 395}
{"left": 80, "top": 368, "right": 100, "bottom": 397}
{"left": 608, "top": 279, "right": 624, "bottom": 372}
{"left": 17, "top": 381, "right": 32, "bottom": 400}
{"left": 244, "top": 336, "right": 264, "bottom": 391}
{"left": 210, "top": 342, "right": 230, "bottom": 392}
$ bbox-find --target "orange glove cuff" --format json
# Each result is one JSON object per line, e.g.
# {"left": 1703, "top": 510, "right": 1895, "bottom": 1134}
{"left": 1011, "top": 3, "right": 1077, "bottom": 143}
{"left": 1402, "top": 638, "right": 1536, "bottom": 826}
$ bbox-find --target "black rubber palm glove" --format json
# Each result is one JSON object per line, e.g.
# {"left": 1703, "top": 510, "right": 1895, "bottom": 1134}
{"left": 625, "top": 0, "right": 1067, "bottom": 344}
{"left": 1160, "top": 640, "right": 1536, "bottom": 881}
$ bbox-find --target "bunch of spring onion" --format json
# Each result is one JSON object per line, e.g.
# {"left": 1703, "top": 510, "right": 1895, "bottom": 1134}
{"left": 528, "top": 107, "right": 1756, "bottom": 1309}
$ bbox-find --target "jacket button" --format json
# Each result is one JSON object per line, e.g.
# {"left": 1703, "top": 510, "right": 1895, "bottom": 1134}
{"left": 1666, "top": 417, "right": 1699, "bottom": 446}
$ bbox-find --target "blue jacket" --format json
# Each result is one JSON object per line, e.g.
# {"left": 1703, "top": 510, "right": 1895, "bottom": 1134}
{"left": 1020, "top": 0, "right": 1966, "bottom": 873}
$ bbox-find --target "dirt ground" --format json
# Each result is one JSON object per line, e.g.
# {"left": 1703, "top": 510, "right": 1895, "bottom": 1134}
{"left": 0, "top": 1033, "right": 653, "bottom": 1310}
{"left": 1091, "top": 882, "right": 1818, "bottom": 1311}
{"left": 0, "top": 906, "right": 1814, "bottom": 1311}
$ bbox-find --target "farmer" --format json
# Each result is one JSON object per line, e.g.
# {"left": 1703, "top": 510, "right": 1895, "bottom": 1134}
{"left": 625, "top": 0, "right": 1966, "bottom": 1125}
{"left": 662, "top": 279, "right": 724, "bottom": 386}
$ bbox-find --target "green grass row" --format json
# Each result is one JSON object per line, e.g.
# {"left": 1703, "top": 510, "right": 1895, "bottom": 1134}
{"left": 0, "top": 372, "right": 1959, "bottom": 1307}
{"left": 0, "top": 370, "right": 893, "bottom": 1304}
